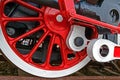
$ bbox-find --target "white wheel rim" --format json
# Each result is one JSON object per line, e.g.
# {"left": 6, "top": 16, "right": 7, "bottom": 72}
{"left": 0, "top": 28, "right": 90, "bottom": 78}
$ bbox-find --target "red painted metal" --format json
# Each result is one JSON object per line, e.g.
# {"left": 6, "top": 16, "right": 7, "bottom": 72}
{"left": 114, "top": 46, "right": 120, "bottom": 57}
{"left": 58, "top": 0, "right": 76, "bottom": 13}
{"left": 0, "top": 0, "right": 98, "bottom": 71}
{"left": 1, "top": 0, "right": 120, "bottom": 73}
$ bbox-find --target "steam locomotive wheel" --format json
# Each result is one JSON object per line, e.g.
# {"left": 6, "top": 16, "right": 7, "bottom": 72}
{"left": 0, "top": 0, "right": 96, "bottom": 78}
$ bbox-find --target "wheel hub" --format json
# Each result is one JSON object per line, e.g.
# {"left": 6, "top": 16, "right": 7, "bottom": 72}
{"left": 44, "top": 8, "right": 70, "bottom": 33}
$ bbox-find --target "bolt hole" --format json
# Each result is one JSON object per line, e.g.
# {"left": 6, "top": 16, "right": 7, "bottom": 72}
{"left": 100, "top": 45, "right": 109, "bottom": 57}
{"left": 110, "top": 9, "right": 119, "bottom": 23}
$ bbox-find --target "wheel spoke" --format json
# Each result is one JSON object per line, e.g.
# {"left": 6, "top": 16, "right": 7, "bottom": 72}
{"left": 26, "top": 30, "right": 50, "bottom": 60}
{"left": 4, "top": 17, "right": 43, "bottom": 21}
{"left": 60, "top": 39, "right": 67, "bottom": 64}
{"left": 0, "top": 0, "right": 5, "bottom": 17}
{"left": 45, "top": 34, "right": 56, "bottom": 66}
{"left": 11, "top": 24, "right": 45, "bottom": 43}
{"left": 16, "top": 0, "right": 43, "bottom": 13}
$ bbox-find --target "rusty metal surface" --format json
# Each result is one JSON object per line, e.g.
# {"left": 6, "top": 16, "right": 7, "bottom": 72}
{"left": 0, "top": 76, "right": 120, "bottom": 80}
{"left": 86, "top": 0, "right": 99, "bottom": 5}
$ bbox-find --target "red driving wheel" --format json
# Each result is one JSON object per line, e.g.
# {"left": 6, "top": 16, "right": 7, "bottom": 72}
{"left": 0, "top": 0, "right": 98, "bottom": 78}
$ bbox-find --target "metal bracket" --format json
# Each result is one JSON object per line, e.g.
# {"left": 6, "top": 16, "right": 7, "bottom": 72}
{"left": 66, "top": 25, "right": 88, "bottom": 51}
{"left": 87, "top": 39, "right": 120, "bottom": 62}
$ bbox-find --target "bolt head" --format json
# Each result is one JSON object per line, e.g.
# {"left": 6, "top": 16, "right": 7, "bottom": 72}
{"left": 56, "top": 14, "right": 63, "bottom": 22}
{"left": 74, "top": 37, "right": 84, "bottom": 47}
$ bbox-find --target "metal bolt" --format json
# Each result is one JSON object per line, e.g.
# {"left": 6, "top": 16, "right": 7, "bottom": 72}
{"left": 7, "top": 27, "right": 15, "bottom": 36}
{"left": 74, "top": 37, "right": 84, "bottom": 47}
{"left": 56, "top": 14, "right": 63, "bottom": 22}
